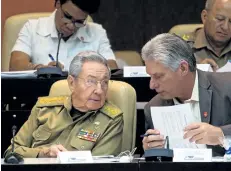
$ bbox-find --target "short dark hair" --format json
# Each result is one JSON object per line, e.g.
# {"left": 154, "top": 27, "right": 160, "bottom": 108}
{"left": 55, "top": 0, "right": 100, "bottom": 14}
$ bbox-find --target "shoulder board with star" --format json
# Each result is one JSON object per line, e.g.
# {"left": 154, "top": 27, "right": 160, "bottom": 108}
{"left": 182, "top": 33, "right": 195, "bottom": 42}
{"left": 36, "top": 96, "right": 67, "bottom": 107}
{"left": 100, "top": 101, "right": 122, "bottom": 119}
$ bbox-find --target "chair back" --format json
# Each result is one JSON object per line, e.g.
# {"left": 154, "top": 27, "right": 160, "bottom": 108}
{"left": 169, "top": 24, "right": 203, "bottom": 37}
{"left": 114, "top": 51, "right": 143, "bottom": 68}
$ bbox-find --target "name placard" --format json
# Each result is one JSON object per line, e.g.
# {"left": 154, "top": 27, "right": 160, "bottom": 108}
{"left": 173, "top": 148, "right": 212, "bottom": 162}
{"left": 123, "top": 66, "right": 150, "bottom": 77}
{"left": 57, "top": 151, "right": 93, "bottom": 163}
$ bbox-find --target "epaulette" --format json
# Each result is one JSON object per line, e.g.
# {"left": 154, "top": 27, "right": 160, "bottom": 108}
{"left": 182, "top": 32, "right": 195, "bottom": 42}
{"left": 100, "top": 102, "right": 122, "bottom": 119}
{"left": 36, "top": 96, "right": 67, "bottom": 107}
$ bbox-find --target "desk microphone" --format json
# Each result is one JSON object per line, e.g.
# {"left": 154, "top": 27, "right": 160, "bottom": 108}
{"left": 37, "top": 32, "right": 64, "bottom": 78}
{"left": 144, "top": 136, "right": 173, "bottom": 162}
{"left": 56, "top": 32, "right": 63, "bottom": 68}
{"left": 4, "top": 125, "right": 24, "bottom": 164}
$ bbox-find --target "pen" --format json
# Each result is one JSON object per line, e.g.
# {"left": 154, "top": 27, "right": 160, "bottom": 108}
{"left": 140, "top": 134, "right": 158, "bottom": 138}
{"left": 48, "top": 54, "right": 55, "bottom": 61}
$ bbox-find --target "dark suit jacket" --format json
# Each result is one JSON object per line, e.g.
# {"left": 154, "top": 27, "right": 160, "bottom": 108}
{"left": 144, "top": 70, "right": 231, "bottom": 156}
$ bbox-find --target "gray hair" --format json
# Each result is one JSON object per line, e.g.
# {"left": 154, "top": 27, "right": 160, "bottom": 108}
{"left": 69, "top": 51, "right": 111, "bottom": 78}
{"left": 205, "top": 0, "right": 216, "bottom": 10}
{"left": 141, "top": 33, "right": 196, "bottom": 72}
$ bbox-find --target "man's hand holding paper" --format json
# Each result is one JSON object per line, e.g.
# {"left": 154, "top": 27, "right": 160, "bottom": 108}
{"left": 184, "top": 122, "right": 224, "bottom": 145}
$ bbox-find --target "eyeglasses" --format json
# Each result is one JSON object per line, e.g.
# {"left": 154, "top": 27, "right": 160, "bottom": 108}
{"left": 60, "top": 7, "right": 87, "bottom": 28}
{"left": 77, "top": 77, "right": 109, "bottom": 89}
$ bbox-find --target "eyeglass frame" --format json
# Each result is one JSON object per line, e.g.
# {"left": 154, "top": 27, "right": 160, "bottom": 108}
{"left": 76, "top": 76, "right": 110, "bottom": 90}
{"left": 60, "top": 7, "right": 87, "bottom": 28}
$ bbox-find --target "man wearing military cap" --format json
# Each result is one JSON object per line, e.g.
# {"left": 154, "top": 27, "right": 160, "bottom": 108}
{"left": 5, "top": 51, "right": 123, "bottom": 158}
{"left": 182, "top": 0, "right": 231, "bottom": 71}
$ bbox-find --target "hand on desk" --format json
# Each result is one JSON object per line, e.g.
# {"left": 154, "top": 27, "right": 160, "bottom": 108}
{"left": 35, "top": 62, "right": 64, "bottom": 70}
{"left": 142, "top": 129, "right": 165, "bottom": 150}
{"left": 184, "top": 122, "right": 224, "bottom": 145}
{"left": 38, "top": 144, "right": 67, "bottom": 158}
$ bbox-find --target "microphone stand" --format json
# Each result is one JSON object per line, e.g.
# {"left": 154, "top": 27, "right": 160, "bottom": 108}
{"left": 4, "top": 126, "right": 24, "bottom": 164}
{"left": 56, "top": 33, "right": 62, "bottom": 68}
{"left": 37, "top": 32, "right": 63, "bottom": 78}
{"left": 144, "top": 136, "right": 173, "bottom": 162}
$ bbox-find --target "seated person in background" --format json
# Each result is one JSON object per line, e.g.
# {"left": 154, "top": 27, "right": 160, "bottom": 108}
{"left": 183, "top": 0, "right": 231, "bottom": 71}
{"left": 4, "top": 52, "right": 123, "bottom": 158}
{"left": 9, "top": 0, "right": 118, "bottom": 71}
{"left": 141, "top": 33, "right": 231, "bottom": 156}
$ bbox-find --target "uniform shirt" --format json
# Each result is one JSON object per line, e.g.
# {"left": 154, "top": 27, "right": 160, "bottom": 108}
{"left": 173, "top": 71, "right": 201, "bottom": 122}
{"left": 183, "top": 27, "right": 231, "bottom": 68}
{"left": 4, "top": 96, "right": 123, "bottom": 158}
{"left": 12, "top": 11, "right": 115, "bottom": 70}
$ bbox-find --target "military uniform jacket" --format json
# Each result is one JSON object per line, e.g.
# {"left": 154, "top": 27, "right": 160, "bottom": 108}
{"left": 183, "top": 27, "right": 231, "bottom": 68}
{"left": 4, "top": 96, "right": 123, "bottom": 158}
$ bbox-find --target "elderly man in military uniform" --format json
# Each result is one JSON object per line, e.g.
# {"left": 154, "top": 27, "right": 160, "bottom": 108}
{"left": 4, "top": 51, "right": 123, "bottom": 158}
{"left": 183, "top": 0, "right": 231, "bottom": 71}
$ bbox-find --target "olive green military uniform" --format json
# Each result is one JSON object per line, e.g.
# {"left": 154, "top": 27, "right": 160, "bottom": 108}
{"left": 182, "top": 27, "right": 231, "bottom": 68}
{"left": 4, "top": 96, "right": 123, "bottom": 158}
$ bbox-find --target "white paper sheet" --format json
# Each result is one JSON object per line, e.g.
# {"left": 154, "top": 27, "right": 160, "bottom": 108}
{"left": 196, "top": 64, "right": 213, "bottom": 72}
{"left": 1, "top": 70, "right": 37, "bottom": 78}
{"left": 217, "top": 60, "right": 231, "bottom": 72}
{"left": 151, "top": 103, "right": 206, "bottom": 149}
{"left": 1, "top": 70, "right": 36, "bottom": 74}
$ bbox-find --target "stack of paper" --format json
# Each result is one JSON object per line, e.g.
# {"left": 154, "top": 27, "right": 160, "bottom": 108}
{"left": 1, "top": 70, "right": 37, "bottom": 78}
{"left": 196, "top": 64, "right": 213, "bottom": 72}
{"left": 217, "top": 60, "right": 231, "bottom": 72}
{"left": 151, "top": 103, "right": 206, "bottom": 149}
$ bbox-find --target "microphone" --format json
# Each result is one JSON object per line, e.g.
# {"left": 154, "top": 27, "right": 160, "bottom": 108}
{"left": 37, "top": 32, "right": 64, "bottom": 78}
{"left": 144, "top": 136, "right": 173, "bottom": 162}
{"left": 56, "top": 32, "right": 63, "bottom": 68}
{"left": 4, "top": 124, "right": 24, "bottom": 164}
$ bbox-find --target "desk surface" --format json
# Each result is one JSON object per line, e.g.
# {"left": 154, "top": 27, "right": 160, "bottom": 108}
{"left": 2, "top": 158, "right": 231, "bottom": 171}
{"left": 139, "top": 160, "right": 231, "bottom": 171}
{"left": 1, "top": 158, "right": 136, "bottom": 164}
{"left": 1, "top": 158, "right": 139, "bottom": 171}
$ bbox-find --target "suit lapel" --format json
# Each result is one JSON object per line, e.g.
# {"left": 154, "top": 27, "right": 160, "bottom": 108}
{"left": 199, "top": 88, "right": 212, "bottom": 123}
{"left": 198, "top": 70, "right": 212, "bottom": 123}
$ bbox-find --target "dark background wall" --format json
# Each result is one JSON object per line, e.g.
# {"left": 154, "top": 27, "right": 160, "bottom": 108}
{"left": 2, "top": 0, "right": 205, "bottom": 53}
{"left": 92, "top": 0, "right": 205, "bottom": 52}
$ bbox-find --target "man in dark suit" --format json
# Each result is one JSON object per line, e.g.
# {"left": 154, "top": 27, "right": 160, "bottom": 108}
{"left": 141, "top": 33, "right": 231, "bottom": 156}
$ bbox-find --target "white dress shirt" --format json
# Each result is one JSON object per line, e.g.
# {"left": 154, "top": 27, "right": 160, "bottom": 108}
{"left": 173, "top": 71, "right": 201, "bottom": 122}
{"left": 12, "top": 11, "right": 115, "bottom": 70}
